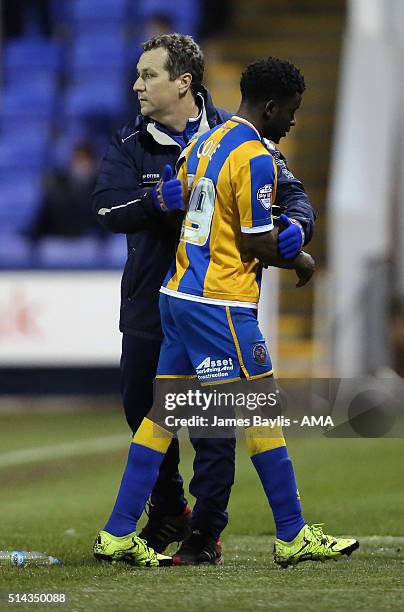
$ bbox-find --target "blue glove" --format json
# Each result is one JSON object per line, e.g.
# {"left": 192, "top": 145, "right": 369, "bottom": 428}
{"left": 151, "top": 164, "right": 183, "bottom": 212}
{"left": 278, "top": 213, "right": 305, "bottom": 259}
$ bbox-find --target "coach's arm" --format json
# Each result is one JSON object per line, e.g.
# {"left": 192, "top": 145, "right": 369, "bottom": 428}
{"left": 263, "top": 141, "right": 316, "bottom": 245}
{"left": 241, "top": 228, "right": 315, "bottom": 288}
{"left": 92, "top": 130, "right": 167, "bottom": 234}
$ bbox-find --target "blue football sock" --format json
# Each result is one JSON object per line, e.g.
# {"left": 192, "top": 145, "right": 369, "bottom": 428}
{"left": 251, "top": 445, "right": 306, "bottom": 541}
{"left": 104, "top": 442, "right": 166, "bottom": 536}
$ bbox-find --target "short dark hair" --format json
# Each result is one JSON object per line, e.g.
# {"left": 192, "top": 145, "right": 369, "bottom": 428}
{"left": 142, "top": 33, "right": 204, "bottom": 94}
{"left": 240, "top": 57, "right": 305, "bottom": 103}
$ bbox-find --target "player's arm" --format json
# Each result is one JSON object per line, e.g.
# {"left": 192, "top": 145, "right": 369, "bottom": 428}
{"left": 241, "top": 231, "right": 315, "bottom": 287}
{"left": 234, "top": 151, "right": 315, "bottom": 287}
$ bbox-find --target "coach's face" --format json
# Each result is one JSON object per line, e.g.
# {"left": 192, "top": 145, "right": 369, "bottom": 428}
{"left": 133, "top": 47, "right": 184, "bottom": 122}
{"left": 263, "top": 92, "right": 302, "bottom": 143}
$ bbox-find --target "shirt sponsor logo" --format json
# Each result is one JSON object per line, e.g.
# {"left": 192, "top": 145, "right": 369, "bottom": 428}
{"left": 197, "top": 139, "right": 221, "bottom": 160}
{"left": 257, "top": 184, "right": 272, "bottom": 209}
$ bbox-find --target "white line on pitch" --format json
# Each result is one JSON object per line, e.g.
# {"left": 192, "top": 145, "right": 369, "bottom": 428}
{"left": 358, "top": 536, "right": 404, "bottom": 546}
{"left": 0, "top": 434, "right": 130, "bottom": 468}
{"left": 228, "top": 534, "right": 404, "bottom": 547}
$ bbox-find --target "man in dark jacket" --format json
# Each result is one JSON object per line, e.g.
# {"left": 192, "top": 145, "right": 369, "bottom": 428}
{"left": 93, "top": 34, "right": 315, "bottom": 559}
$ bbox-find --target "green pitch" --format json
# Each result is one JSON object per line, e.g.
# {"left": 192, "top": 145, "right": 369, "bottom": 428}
{"left": 0, "top": 407, "right": 403, "bottom": 611}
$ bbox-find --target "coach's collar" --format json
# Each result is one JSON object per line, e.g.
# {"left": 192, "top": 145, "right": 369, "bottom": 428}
{"left": 190, "top": 93, "right": 209, "bottom": 141}
{"left": 146, "top": 122, "right": 181, "bottom": 148}
{"left": 146, "top": 94, "right": 208, "bottom": 148}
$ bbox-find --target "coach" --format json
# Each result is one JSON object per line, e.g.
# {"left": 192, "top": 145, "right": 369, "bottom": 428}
{"left": 92, "top": 33, "right": 315, "bottom": 554}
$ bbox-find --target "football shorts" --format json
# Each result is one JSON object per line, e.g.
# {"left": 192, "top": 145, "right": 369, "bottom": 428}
{"left": 157, "top": 293, "right": 273, "bottom": 384}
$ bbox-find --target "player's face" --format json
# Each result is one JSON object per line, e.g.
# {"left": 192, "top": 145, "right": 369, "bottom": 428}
{"left": 133, "top": 47, "right": 181, "bottom": 121}
{"left": 264, "top": 92, "right": 302, "bottom": 143}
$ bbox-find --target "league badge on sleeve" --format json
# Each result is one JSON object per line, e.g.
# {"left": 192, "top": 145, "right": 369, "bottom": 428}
{"left": 257, "top": 184, "right": 273, "bottom": 210}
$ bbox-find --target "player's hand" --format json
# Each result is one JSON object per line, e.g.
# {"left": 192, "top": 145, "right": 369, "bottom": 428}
{"left": 294, "top": 251, "right": 315, "bottom": 287}
{"left": 278, "top": 213, "right": 305, "bottom": 259}
{"left": 152, "top": 164, "right": 184, "bottom": 212}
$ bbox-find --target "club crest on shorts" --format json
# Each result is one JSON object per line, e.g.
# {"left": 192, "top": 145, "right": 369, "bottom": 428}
{"left": 257, "top": 184, "right": 272, "bottom": 210}
{"left": 252, "top": 342, "right": 268, "bottom": 364}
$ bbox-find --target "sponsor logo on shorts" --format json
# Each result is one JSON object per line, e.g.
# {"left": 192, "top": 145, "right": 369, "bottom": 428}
{"left": 257, "top": 184, "right": 272, "bottom": 210}
{"left": 196, "top": 356, "right": 234, "bottom": 380}
{"left": 252, "top": 342, "right": 268, "bottom": 364}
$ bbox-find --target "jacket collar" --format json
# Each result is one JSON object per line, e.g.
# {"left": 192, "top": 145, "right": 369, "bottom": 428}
{"left": 189, "top": 92, "right": 210, "bottom": 142}
{"left": 145, "top": 92, "right": 209, "bottom": 148}
{"left": 138, "top": 86, "right": 217, "bottom": 147}
{"left": 198, "top": 85, "right": 222, "bottom": 127}
{"left": 146, "top": 122, "right": 181, "bottom": 148}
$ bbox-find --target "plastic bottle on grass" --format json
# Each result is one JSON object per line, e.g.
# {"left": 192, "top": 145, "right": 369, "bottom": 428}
{"left": 0, "top": 551, "right": 62, "bottom": 566}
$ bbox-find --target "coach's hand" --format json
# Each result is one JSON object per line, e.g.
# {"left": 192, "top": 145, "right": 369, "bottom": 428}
{"left": 294, "top": 251, "right": 315, "bottom": 288}
{"left": 152, "top": 164, "right": 184, "bottom": 212}
{"left": 278, "top": 214, "right": 305, "bottom": 259}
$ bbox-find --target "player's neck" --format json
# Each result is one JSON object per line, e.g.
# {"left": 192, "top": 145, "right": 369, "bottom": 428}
{"left": 155, "top": 93, "right": 199, "bottom": 133}
{"left": 236, "top": 104, "right": 263, "bottom": 136}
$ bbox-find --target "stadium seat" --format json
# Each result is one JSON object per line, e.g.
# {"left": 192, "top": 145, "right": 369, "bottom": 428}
{"left": 137, "top": 0, "right": 199, "bottom": 36}
{"left": 0, "top": 176, "right": 42, "bottom": 234}
{"left": 103, "top": 234, "right": 127, "bottom": 268}
{"left": 71, "top": 0, "right": 128, "bottom": 23}
{"left": 36, "top": 237, "right": 101, "bottom": 268}
{"left": 64, "top": 80, "right": 126, "bottom": 119}
{"left": 0, "top": 116, "right": 51, "bottom": 142}
{"left": 77, "top": 22, "right": 129, "bottom": 37}
{"left": 0, "top": 83, "right": 57, "bottom": 120}
{"left": 70, "top": 34, "right": 127, "bottom": 68}
{"left": 127, "top": 2, "right": 142, "bottom": 21}
{"left": 3, "top": 37, "right": 63, "bottom": 79}
{"left": 3, "top": 69, "right": 59, "bottom": 91}
{"left": 50, "top": 0, "right": 72, "bottom": 27}
{"left": 0, "top": 133, "right": 50, "bottom": 171}
{"left": 0, "top": 235, "right": 33, "bottom": 269}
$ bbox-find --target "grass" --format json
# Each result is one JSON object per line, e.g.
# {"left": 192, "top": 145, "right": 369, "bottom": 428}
{"left": 0, "top": 406, "right": 403, "bottom": 611}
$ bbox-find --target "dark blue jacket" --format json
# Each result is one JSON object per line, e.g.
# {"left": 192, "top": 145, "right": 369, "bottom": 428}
{"left": 93, "top": 87, "right": 315, "bottom": 339}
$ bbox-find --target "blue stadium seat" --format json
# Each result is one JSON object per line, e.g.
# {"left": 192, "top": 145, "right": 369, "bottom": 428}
{"left": 137, "top": 0, "right": 199, "bottom": 36}
{"left": 0, "top": 133, "right": 50, "bottom": 171}
{"left": 70, "top": 34, "right": 128, "bottom": 68}
{"left": 0, "top": 116, "right": 51, "bottom": 142}
{"left": 50, "top": 0, "right": 72, "bottom": 27}
{"left": 127, "top": 2, "right": 143, "bottom": 21}
{"left": 0, "top": 235, "right": 33, "bottom": 269}
{"left": 64, "top": 79, "right": 126, "bottom": 119}
{"left": 36, "top": 237, "right": 101, "bottom": 268}
{"left": 75, "top": 21, "right": 129, "bottom": 37}
{"left": 0, "top": 82, "right": 57, "bottom": 120}
{"left": 4, "top": 37, "right": 63, "bottom": 79}
{"left": 71, "top": 0, "right": 128, "bottom": 22}
{"left": 0, "top": 175, "right": 42, "bottom": 234}
{"left": 103, "top": 234, "right": 127, "bottom": 268}
{"left": 3, "top": 70, "right": 58, "bottom": 92}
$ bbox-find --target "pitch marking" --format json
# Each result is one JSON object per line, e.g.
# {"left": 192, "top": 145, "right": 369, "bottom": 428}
{"left": 0, "top": 434, "right": 129, "bottom": 468}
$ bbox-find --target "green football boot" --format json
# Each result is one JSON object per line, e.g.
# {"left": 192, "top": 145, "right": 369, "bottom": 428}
{"left": 274, "top": 524, "right": 359, "bottom": 567}
{"left": 93, "top": 530, "right": 173, "bottom": 567}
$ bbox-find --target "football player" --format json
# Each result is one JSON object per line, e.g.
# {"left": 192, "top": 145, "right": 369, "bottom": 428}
{"left": 93, "top": 57, "right": 359, "bottom": 567}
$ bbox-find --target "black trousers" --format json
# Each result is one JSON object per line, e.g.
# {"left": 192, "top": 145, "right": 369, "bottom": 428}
{"left": 120, "top": 333, "right": 235, "bottom": 539}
